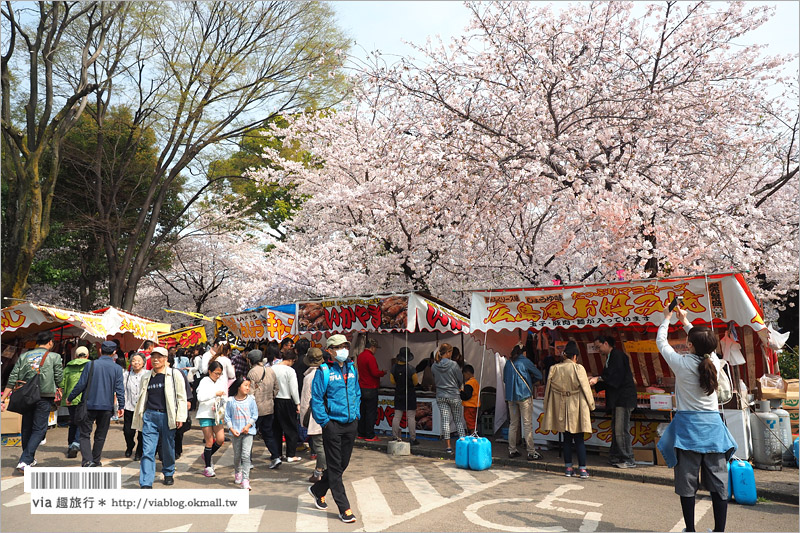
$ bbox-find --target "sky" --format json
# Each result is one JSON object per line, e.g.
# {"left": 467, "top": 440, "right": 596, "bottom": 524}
{"left": 331, "top": 1, "right": 800, "bottom": 69}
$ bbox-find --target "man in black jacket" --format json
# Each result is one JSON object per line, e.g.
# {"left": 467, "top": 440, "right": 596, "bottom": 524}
{"left": 589, "top": 335, "right": 637, "bottom": 468}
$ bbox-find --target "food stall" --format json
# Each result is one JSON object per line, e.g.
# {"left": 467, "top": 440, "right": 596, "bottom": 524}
{"left": 469, "top": 272, "right": 773, "bottom": 458}
{"left": 294, "top": 292, "right": 492, "bottom": 437}
{"left": 1, "top": 303, "right": 170, "bottom": 432}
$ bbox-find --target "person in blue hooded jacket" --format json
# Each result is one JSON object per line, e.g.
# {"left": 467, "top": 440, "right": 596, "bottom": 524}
{"left": 308, "top": 334, "right": 361, "bottom": 524}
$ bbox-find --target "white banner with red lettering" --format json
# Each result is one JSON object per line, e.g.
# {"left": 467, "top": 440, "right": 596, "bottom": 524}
{"left": 470, "top": 273, "right": 766, "bottom": 333}
{"left": 295, "top": 293, "right": 469, "bottom": 334}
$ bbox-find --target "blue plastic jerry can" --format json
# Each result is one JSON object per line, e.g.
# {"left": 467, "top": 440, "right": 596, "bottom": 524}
{"left": 728, "top": 457, "right": 757, "bottom": 505}
{"left": 468, "top": 436, "right": 493, "bottom": 471}
{"left": 455, "top": 436, "right": 471, "bottom": 469}
{"left": 793, "top": 437, "right": 799, "bottom": 465}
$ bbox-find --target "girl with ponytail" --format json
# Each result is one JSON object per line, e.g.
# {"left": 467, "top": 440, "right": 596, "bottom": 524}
{"left": 656, "top": 304, "right": 736, "bottom": 532}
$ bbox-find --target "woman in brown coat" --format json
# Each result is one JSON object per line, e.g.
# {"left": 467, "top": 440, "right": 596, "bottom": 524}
{"left": 541, "top": 341, "right": 595, "bottom": 479}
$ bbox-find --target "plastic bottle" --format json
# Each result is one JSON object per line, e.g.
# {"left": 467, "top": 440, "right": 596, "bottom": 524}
{"left": 468, "top": 436, "right": 492, "bottom": 471}
{"left": 770, "top": 405, "right": 794, "bottom": 465}
{"left": 455, "top": 436, "right": 471, "bottom": 469}
{"left": 750, "top": 401, "right": 782, "bottom": 470}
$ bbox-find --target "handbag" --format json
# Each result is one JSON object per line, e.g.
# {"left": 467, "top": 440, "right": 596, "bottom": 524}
{"left": 213, "top": 395, "right": 226, "bottom": 425}
{"left": 72, "top": 361, "right": 95, "bottom": 425}
{"left": 7, "top": 350, "right": 50, "bottom": 414}
{"left": 717, "top": 361, "right": 733, "bottom": 404}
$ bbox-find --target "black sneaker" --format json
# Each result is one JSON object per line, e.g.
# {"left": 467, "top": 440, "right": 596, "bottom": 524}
{"left": 410, "top": 439, "right": 420, "bottom": 445}
{"left": 140, "top": 485, "right": 152, "bottom": 489}
{"left": 339, "top": 509, "right": 356, "bottom": 523}
{"left": 527, "top": 451, "right": 542, "bottom": 461}
{"left": 308, "top": 486, "right": 327, "bottom": 510}
{"left": 67, "top": 447, "right": 78, "bottom": 459}
{"left": 509, "top": 451, "right": 521, "bottom": 459}
{"left": 163, "top": 475, "right": 174, "bottom": 486}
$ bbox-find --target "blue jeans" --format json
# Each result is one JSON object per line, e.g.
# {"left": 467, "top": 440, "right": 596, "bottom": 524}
{"left": 139, "top": 410, "right": 176, "bottom": 488}
{"left": 563, "top": 431, "right": 587, "bottom": 467}
{"left": 19, "top": 399, "right": 53, "bottom": 464}
{"left": 67, "top": 405, "right": 81, "bottom": 446}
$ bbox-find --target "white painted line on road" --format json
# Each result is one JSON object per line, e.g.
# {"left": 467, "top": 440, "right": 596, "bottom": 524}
{"left": 437, "top": 464, "right": 484, "bottom": 491}
{"left": 353, "top": 476, "right": 394, "bottom": 532}
{"left": 463, "top": 498, "right": 564, "bottom": 532}
{"left": 3, "top": 492, "right": 30, "bottom": 507}
{"left": 225, "top": 503, "right": 264, "bottom": 532}
{"left": 1, "top": 477, "right": 25, "bottom": 492}
{"left": 536, "top": 484, "right": 602, "bottom": 515}
{"left": 160, "top": 524, "right": 193, "bottom": 532}
{"left": 396, "top": 466, "right": 446, "bottom": 507}
{"left": 580, "top": 511, "right": 602, "bottom": 533}
{"left": 669, "top": 498, "right": 712, "bottom": 532}
{"left": 295, "top": 494, "right": 329, "bottom": 532}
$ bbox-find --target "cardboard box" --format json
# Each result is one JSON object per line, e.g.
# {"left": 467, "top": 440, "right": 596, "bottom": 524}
{"left": 785, "top": 379, "right": 799, "bottom": 394}
{"left": 1, "top": 434, "right": 21, "bottom": 447}
{"left": 782, "top": 398, "right": 799, "bottom": 410}
{"left": 649, "top": 394, "right": 674, "bottom": 411}
{"left": 1, "top": 410, "right": 22, "bottom": 435}
{"left": 633, "top": 447, "right": 655, "bottom": 464}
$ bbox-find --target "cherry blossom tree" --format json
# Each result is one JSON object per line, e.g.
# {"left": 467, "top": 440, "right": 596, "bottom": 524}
{"left": 251, "top": 1, "right": 798, "bottom": 309}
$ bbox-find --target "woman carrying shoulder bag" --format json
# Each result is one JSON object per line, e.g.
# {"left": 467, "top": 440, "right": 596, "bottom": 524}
{"left": 656, "top": 306, "right": 736, "bottom": 532}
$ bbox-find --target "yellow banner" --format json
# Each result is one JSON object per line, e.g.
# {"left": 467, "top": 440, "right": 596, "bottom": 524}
{"left": 159, "top": 325, "right": 208, "bottom": 350}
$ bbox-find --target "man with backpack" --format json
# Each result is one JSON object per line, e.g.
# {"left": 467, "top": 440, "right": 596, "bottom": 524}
{"left": 502, "top": 344, "right": 542, "bottom": 461}
{"left": 308, "top": 335, "right": 361, "bottom": 524}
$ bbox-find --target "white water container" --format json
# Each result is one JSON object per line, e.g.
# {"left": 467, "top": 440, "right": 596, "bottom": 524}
{"left": 771, "top": 405, "right": 794, "bottom": 466}
{"left": 751, "top": 401, "right": 782, "bottom": 470}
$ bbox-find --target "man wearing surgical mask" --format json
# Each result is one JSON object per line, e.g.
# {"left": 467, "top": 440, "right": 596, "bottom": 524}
{"left": 307, "top": 335, "right": 361, "bottom": 524}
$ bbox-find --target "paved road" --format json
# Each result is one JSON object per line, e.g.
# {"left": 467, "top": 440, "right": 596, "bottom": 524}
{"left": 1, "top": 424, "right": 797, "bottom": 532}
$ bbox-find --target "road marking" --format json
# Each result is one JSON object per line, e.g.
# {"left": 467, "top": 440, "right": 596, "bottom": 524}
{"left": 354, "top": 465, "right": 524, "bottom": 532}
{"left": 225, "top": 503, "right": 263, "bottom": 532}
{"left": 536, "top": 484, "right": 602, "bottom": 516}
{"left": 437, "top": 463, "right": 485, "bottom": 491}
{"left": 464, "top": 498, "right": 564, "bottom": 532}
{"left": 1, "top": 477, "right": 25, "bottom": 492}
{"left": 160, "top": 525, "right": 193, "bottom": 532}
{"left": 4, "top": 492, "right": 30, "bottom": 507}
{"left": 397, "top": 466, "right": 446, "bottom": 507}
{"left": 295, "top": 493, "right": 330, "bottom": 532}
{"left": 352, "top": 476, "right": 394, "bottom": 531}
{"left": 580, "top": 512, "right": 602, "bottom": 533}
{"left": 669, "top": 498, "right": 712, "bottom": 532}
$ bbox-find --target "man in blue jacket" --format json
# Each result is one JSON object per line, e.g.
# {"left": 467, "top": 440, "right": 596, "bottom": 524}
{"left": 502, "top": 345, "right": 543, "bottom": 461}
{"left": 308, "top": 334, "right": 361, "bottom": 524}
{"left": 68, "top": 340, "right": 125, "bottom": 467}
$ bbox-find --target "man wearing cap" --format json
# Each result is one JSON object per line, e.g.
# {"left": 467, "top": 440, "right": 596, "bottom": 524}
{"left": 308, "top": 334, "right": 361, "bottom": 524}
{"left": 67, "top": 340, "right": 125, "bottom": 467}
{"left": 246, "top": 349, "right": 282, "bottom": 469}
{"left": 60, "top": 345, "right": 91, "bottom": 458}
{"left": 356, "top": 338, "right": 385, "bottom": 442}
{"left": 132, "top": 346, "right": 188, "bottom": 488}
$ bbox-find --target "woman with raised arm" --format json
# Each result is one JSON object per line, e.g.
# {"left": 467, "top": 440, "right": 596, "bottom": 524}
{"left": 656, "top": 305, "right": 736, "bottom": 533}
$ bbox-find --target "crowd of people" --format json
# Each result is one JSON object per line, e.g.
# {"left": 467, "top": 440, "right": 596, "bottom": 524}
{"left": 1, "top": 308, "right": 735, "bottom": 530}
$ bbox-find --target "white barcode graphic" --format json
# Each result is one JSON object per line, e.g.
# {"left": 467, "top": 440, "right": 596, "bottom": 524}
{"left": 24, "top": 468, "right": 121, "bottom": 492}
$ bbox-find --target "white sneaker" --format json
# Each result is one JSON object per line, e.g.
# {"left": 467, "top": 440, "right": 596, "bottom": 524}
{"left": 234, "top": 471, "right": 242, "bottom": 485}
{"left": 30, "top": 459, "right": 37, "bottom": 467}
{"left": 203, "top": 466, "right": 215, "bottom": 477}
{"left": 241, "top": 478, "right": 251, "bottom": 491}
{"left": 15, "top": 462, "right": 27, "bottom": 472}
{"left": 269, "top": 457, "right": 282, "bottom": 469}
{"left": 286, "top": 456, "right": 301, "bottom": 463}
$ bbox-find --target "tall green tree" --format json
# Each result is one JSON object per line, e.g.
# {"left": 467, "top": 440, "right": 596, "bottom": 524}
{"left": 1, "top": 1, "right": 124, "bottom": 302}
{"left": 87, "top": 1, "right": 350, "bottom": 309}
